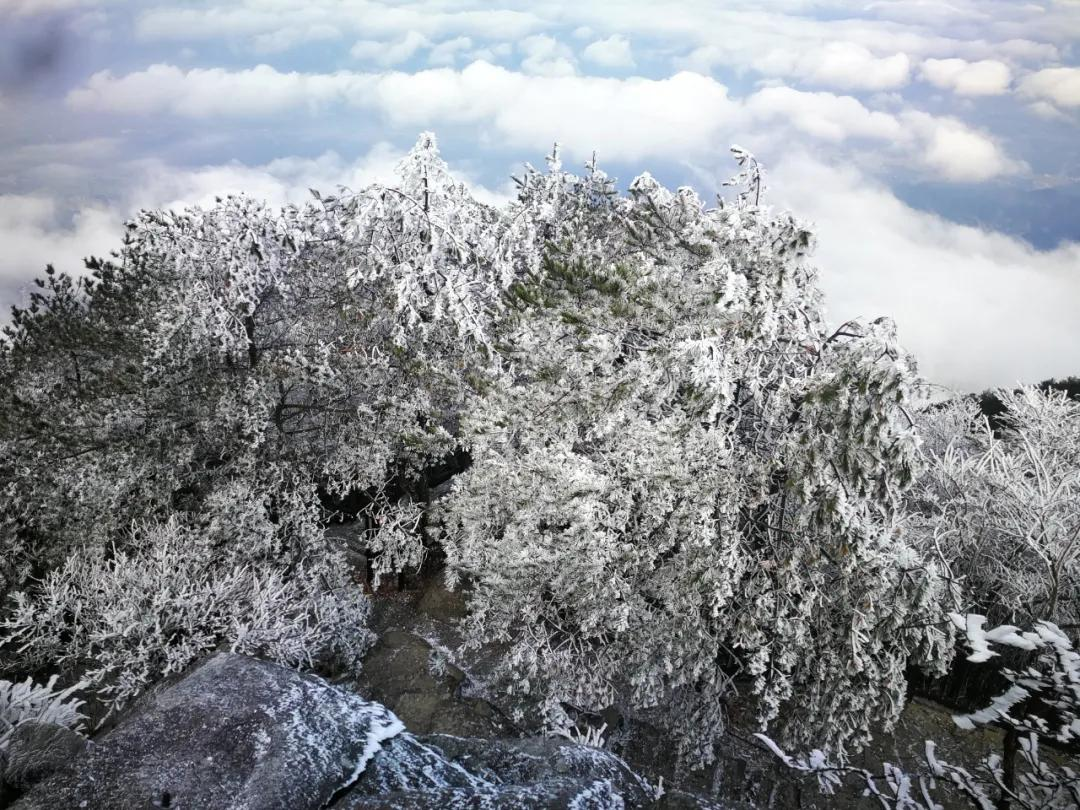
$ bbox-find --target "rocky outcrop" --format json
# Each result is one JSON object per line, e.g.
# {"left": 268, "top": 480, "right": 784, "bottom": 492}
{"left": 356, "top": 629, "right": 512, "bottom": 738}
{"left": 341, "top": 732, "right": 656, "bottom": 808}
{"left": 9, "top": 653, "right": 724, "bottom": 809}
{"left": 11, "top": 653, "right": 403, "bottom": 810}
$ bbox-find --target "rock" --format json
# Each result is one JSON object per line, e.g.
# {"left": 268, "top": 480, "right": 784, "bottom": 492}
{"left": 416, "top": 582, "right": 467, "bottom": 622}
{"left": 393, "top": 691, "right": 446, "bottom": 731}
{"left": 11, "top": 653, "right": 403, "bottom": 810}
{"left": 3, "top": 721, "right": 87, "bottom": 790}
{"left": 10, "top": 652, "right": 728, "bottom": 809}
{"left": 652, "top": 790, "right": 730, "bottom": 807}
{"left": 338, "top": 732, "right": 658, "bottom": 809}
{"left": 355, "top": 630, "right": 508, "bottom": 737}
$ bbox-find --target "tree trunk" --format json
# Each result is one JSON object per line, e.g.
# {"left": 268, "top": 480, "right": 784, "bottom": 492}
{"left": 244, "top": 314, "right": 258, "bottom": 369}
{"left": 996, "top": 727, "right": 1019, "bottom": 810}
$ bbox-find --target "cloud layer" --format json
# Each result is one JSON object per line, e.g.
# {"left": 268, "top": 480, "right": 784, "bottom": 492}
{"left": 2, "top": 0, "right": 1079, "bottom": 390}
{"left": 65, "top": 60, "right": 1023, "bottom": 184}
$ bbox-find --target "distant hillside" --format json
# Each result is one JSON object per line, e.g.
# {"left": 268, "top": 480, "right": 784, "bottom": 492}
{"left": 895, "top": 181, "right": 1080, "bottom": 250}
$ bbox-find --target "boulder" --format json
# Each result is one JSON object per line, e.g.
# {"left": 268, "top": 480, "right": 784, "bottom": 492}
{"left": 3, "top": 721, "right": 87, "bottom": 791}
{"left": 416, "top": 582, "right": 467, "bottom": 622}
{"left": 356, "top": 630, "right": 510, "bottom": 738}
{"left": 11, "top": 653, "right": 403, "bottom": 810}
{"left": 11, "top": 653, "right": 725, "bottom": 809}
{"left": 338, "top": 731, "right": 657, "bottom": 809}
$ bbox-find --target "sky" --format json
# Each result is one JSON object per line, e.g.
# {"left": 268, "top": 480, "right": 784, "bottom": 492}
{"left": 1, "top": 0, "right": 1079, "bottom": 392}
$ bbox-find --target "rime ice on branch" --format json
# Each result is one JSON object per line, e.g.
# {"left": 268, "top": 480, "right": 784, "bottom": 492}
{"left": 1, "top": 135, "right": 955, "bottom": 763}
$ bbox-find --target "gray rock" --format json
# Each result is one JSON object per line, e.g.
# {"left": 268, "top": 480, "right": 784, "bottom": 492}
{"left": 10, "top": 652, "right": 727, "bottom": 810}
{"left": 416, "top": 582, "right": 467, "bottom": 622}
{"left": 3, "top": 721, "right": 87, "bottom": 790}
{"left": 338, "top": 732, "right": 657, "bottom": 809}
{"left": 11, "top": 653, "right": 403, "bottom": 810}
{"left": 355, "top": 630, "right": 509, "bottom": 738}
{"left": 658, "top": 789, "right": 730, "bottom": 809}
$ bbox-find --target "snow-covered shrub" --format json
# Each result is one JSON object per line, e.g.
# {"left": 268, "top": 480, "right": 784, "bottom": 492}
{"left": 438, "top": 148, "right": 955, "bottom": 765}
{"left": 0, "top": 133, "right": 497, "bottom": 601}
{"left": 0, "top": 135, "right": 958, "bottom": 769}
{"left": 912, "top": 387, "right": 1080, "bottom": 628}
{"left": 760, "top": 614, "right": 1080, "bottom": 809}
{"left": 549, "top": 722, "right": 610, "bottom": 750}
{"left": 2, "top": 515, "right": 372, "bottom": 716}
{"left": 0, "top": 134, "right": 493, "bottom": 704}
{"left": 0, "top": 675, "right": 86, "bottom": 752}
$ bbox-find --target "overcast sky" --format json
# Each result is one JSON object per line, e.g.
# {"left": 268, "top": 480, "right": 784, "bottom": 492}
{"left": 2, "top": 0, "right": 1079, "bottom": 392}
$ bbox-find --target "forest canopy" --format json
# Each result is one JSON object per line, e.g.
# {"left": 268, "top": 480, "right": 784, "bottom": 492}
{"left": 1, "top": 134, "right": 1077, "bottom": 808}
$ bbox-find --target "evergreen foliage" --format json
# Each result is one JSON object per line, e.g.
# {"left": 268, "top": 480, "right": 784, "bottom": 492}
{"left": 5, "top": 135, "right": 1073, "bottom": 796}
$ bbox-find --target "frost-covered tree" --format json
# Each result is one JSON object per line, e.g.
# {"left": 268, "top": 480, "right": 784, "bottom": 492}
{"left": 437, "top": 147, "right": 955, "bottom": 765}
{"left": 0, "top": 134, "right": 501, "bottom": 706}
{"left": 913, "top": 387, "right": 1080, "bottom": 628}
{"left": 2, "top": 135, "right": 958, "bottom": 767}
{"left": 761, "top": 614, "right": 1080, "bottom": 809}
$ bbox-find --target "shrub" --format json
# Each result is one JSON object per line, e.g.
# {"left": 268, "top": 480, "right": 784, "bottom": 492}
{"left": 0, "top": 675, "right": 86, "bottom": 752}
{"left": 2, "top": 511, "right": 372, "bottom": 716}
{"left": 437, "top": 148, "right": 954, "bottom": 765}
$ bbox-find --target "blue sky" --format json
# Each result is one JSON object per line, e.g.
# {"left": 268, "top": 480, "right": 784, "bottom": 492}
{"left": 1, "top": 0, "right": 1079, "bottom": 391}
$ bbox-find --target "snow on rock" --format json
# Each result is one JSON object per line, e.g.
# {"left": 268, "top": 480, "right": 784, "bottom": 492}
{"left": 10, "top": 653, "right": 403, "bottom": 810}
{"left": 9, "top": 652, "right": 718, "bottom": 809}
{"left": 340, "top": 732, "right": 655, "bottom": 808}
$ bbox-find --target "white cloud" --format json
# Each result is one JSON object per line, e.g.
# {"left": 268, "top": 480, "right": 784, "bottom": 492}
{"left": 770, "top": 153, "right": 1080, "bottom": 390}
{"left": 66, "top": 64, "right": 372, "bottom": 117}
{"left": 920, "top": 58, "right": 1012, "bottom": 96}
{"left": 1027, "top": 100, "right": 1068, "bottom": 120}
{"left": 786, "top": 42, "right": 912, "bottom": 91}
{"left": 744, "top": 86, "right": 903, "bottom": 142}
{"left": 1019, "top": 66, "right": 1080, "bottom": 108}
{"left": 0, "top": 0, "right": 100, "bottom": 15}
{"left": 582, "top": 35, "right": 635, "bottom": 69}
{"left": 63, "top": 60, "right": 742, "bottom": 161}
{"left": 366, "top": 63, "right": 740, "bottom": 161}
{"left": 135, "top": 3, "right": 543, "bottom": 47}
{"left": 0, "top": 195, "right": 120, "bottom": 308}
{"left": 253, "top": 23, "right": 339, "bottom": 54}
{"left": 0, "top": 136, "right": 121, "bottom": 171}
{"left": 519, "top": 34, "right": 576, "bottom": 76}
{"left": 467, "top": 42, "right": 512, "bottom": 63}
{"left": 995, "top": 38, "right": 1060, "bottom": 63}
{"left": 351, "top": 31, "right": 430, "bottom": 66}
{"left": 862, "top": 0, "right": 987, "bottom": 26}
{"left": 901, "top": 111, "right": 1023, "bottom": 182}
{"left": 428, "top": 36, "right": 473, "bottom": 66}
{"left": 122, "top": 0, "right": 1070, "bottom": 77}
{"left": 64, "top": 62, "right": 1025, "bottom": 182}
{"left": 686, "top": 40, "right": 911, "bottom": 91}
{"left": 740, "top": 87, "right": 1020, "bottom": 182}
